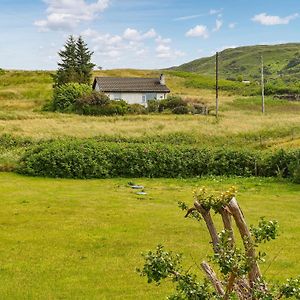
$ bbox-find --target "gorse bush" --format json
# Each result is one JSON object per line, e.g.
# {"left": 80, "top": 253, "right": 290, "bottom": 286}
{"left": 17, "top": 139, "right": 300, "bottom": 180}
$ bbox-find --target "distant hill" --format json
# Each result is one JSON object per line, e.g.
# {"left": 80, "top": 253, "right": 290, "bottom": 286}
{"left": 172, "top": 43, "right": 300, "bottom": 83}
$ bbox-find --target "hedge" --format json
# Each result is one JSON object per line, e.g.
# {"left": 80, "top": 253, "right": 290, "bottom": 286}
{"left": 17, "top": 140, "right": 300, "bottom": 180}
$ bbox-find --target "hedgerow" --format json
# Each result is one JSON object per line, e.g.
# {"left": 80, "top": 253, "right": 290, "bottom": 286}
{"left": 17, "top": 139, "right": 300, "bottom": 180}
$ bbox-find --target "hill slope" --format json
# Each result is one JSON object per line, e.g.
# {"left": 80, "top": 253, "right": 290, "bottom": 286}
{"left": 173, "top": 43, "right": 300, "bottom": 83}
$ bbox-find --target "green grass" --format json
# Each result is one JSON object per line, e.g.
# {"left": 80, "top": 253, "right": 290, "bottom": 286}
{"left": 1, "top": 69, "right": 300, "bottom": 169}
{"left": 0, "top": 173, "right": 299, "bottom": 299}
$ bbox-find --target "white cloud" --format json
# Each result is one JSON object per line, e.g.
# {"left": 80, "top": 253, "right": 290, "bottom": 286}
{"left": 175, "top": 9, "right": 222, "bottom": 21}
{"left": 186, "top": 25, "right": 209, "bottom": 38}
{"left": 209, "top": 9, "right": 222, "bottom": 16}
{"left": 155, "top": 44, "right": 185, "bottom": 59}
{"left": 174, "top": 14, "right": 205, "bottom": 21}
{"left": 81, "top": 27, "right": 183, "bottom": 64}
{"left": 228, "top": 22, "right": 236, "bottom": 29}
{"left": 123, "top": 28, "right": 157, "bottom": 41}
{"left": 155, "top": 35, "right": 172, "bottom": 44}
{"left": 35, "top": 0, "right": 110, "bottom": 31}
{"left": 252, "top": 13, "right": 299, "bottom": 26}
{"left": 143, "top": 28, "right": 157, "bottom": 39}
{"left": 213, "top": 19, "right": 223, "bottom": 32}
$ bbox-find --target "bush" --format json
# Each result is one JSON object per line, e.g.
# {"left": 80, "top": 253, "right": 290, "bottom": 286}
{"left": 128, "top": 104, "right": 147, "bottom": 115}
{"left": 18, "top": 140, "right": 300, "bottom": 180}
{"left": 207, "top": 149, "right": 258, "bottom": 177}
{"left": 261, "top": 149, "right": 299, "bottom": 177}
{"left": 288, "top": 159, "right": 300, "bottom": 183}
{"left": 159, "top": 96, "right": 187, "bottom": 112}
{"left": 76, "top": 91, "right": 110, "bottom": 106}
{"left": 147, "top": 99, "right": 160, "bottom": 113}
{"left": 75, "top": 91, "right": 110, "bottom": 115}
{"left": 51, "top": 83, "right": 92, "bottom": 112}
{"left": 76, "top": 100, "right": 128, "bottom": 116}
{"left": 0, "top": 134, "right": 33, "bottom": 148}
{"left": 172, "top": 105, "right": 190, "bottom": 114}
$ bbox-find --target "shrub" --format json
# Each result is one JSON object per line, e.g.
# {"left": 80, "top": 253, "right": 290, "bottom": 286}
{"left": 147, "top": 99, "right": 160, "bottom": 113}
{"left": 128, "top": 104, "right": 147, "bottom": 115}
{"left": 18, "top": 140, "right": 300, "bottom": 181}
{"left": 18, "top": 140, "right": 111, "bottom": 178}
{"left": 76, "top": 91, "right": 110, "bottom": 106}
{"left": 288, "top": 159, "right": 300, "bottom": 183}
{"left": 75, "top": 91, "right": 110, "bottom": 115}
{"left": 261, "top": 149, "right": 299, "bottom": 177}
{"left": 172, "top": 105, "right": 190, "bottom": 114}
{"left": 207, "top": 149, "right": 257, "bottom": 177}
{"left": 159, "top": 96, "right": 187, "bottom": 112}
{"left": 0, "top": 134, "right": 33, "bottom": 148}
{"left": 51, "top": 83, "right": 92, "bottom": 112}
{"left": 77, "top": 100, "right": 128, "bottom": 116}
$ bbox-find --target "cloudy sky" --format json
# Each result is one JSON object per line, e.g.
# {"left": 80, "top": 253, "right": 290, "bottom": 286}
{"left": 0, "top": 0, "right": 300, "bottom": 70}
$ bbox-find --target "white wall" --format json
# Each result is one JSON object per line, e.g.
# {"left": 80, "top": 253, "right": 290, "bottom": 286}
{"left": 94, "top": 83, "right": 167, "bottom": 106}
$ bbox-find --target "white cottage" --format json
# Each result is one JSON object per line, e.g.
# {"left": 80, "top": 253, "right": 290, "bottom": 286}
{"left": 92, "top": 74, "right": 170, "bottom": 106}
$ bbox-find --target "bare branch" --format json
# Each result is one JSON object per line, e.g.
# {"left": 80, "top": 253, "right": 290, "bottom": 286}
{"left": 201, "top": 261, "right": 225, "bottom": 296}
{"left": 227, "top": 197, "right": 262, "bottom": 286}
{"left": 224, "top": 271, "right": 237, "bottom": 300}
{"left": 184, "top": 207, "right": 197, "bottom": 218}
{"left": 219, "top": 207, "right": 235, "bottom": 248}
{"left": 194, "top": 201, "right": 219, "bottom": 253}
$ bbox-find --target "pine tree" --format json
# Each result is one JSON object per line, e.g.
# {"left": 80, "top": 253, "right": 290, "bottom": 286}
{"left": 75, "top": 36, "right": 95, "bottom": 85}
{"left": 53, "top": 36, "right": 77, "bottom": 87}
{"left": 53, "top": 36, "right": 95, "bottom": 87}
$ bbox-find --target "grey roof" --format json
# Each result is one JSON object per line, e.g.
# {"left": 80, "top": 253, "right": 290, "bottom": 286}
{"left": 92, "top": 77, "right": 170, "bottom": 93}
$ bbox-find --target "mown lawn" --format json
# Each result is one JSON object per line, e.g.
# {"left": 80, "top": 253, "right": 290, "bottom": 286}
{"left": 0, "top": 173, "right": 299, "bottom": 299}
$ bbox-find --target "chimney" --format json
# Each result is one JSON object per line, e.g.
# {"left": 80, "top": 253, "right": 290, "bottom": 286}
{"left": 160, "top": 73, "right": 166, "bottom": 85}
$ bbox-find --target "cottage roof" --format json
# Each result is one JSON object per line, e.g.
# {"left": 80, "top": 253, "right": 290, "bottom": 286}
{"left": 92, "top": 77, "right": 170, "bottom": 93}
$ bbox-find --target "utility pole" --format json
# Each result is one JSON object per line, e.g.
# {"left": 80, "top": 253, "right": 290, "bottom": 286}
{"left": 216, "top": 52, "right": 219, "bottom": 118}
{"left": 261, "top": 55, "right": 265, "bottom": 114}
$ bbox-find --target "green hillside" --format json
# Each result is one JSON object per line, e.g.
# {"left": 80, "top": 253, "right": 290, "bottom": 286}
{"left": 173, "top": 43, "right": 300, "bottom": 84}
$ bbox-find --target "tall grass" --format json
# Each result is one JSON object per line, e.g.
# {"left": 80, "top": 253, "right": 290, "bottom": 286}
{"left": 0, "top": 69, "right": 300, "bottom": 153}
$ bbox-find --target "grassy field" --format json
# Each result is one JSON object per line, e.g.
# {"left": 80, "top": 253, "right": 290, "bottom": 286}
{"left": 1, "top": 70, "right": 300, "bottom": 172}
{"left": 1, "top": 70, "right": 300, "bottom": 158}
{"left": 0, "top": 69, "right": 300, "bottom": 298}
{"left": 0, "top": 173, "right": 299, "bottom": 299}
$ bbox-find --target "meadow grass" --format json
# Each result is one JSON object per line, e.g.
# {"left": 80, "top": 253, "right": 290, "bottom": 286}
{"left": 0, "top": 173, "right": 299, "bottom": 299}
{"left": 1, "top": 69, "right": 300, "bottom": 168}
{"left": 0, "top": 70, "right": 300, "bottom": 298}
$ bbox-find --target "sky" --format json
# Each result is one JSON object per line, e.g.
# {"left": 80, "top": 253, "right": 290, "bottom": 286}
{"left": 0, "top": 0, "right": 300, "bottom": 70}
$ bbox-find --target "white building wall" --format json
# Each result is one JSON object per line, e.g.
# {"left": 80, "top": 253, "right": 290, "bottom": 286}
{"left": 94, "top": 83, "right": 167, "bottom": 106}
{"left": 112, "top": 93, "right": 144, "bottom": 105}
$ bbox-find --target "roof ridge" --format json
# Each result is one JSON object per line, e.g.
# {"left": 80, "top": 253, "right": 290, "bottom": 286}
{"left": 92, "top": 76, "right": 170, "bottom": 93}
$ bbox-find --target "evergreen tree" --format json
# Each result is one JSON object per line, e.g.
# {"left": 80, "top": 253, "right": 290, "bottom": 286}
{"left": 75, "top": 36, "right": 95, "bottom": 85}
{"left": 53, "top": 36, "right": 95, "bottom": 87}
{"left": 53, "top": 36, "right": 77, "bottom": 87}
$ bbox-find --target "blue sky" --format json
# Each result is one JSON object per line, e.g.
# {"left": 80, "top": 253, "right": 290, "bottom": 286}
{"left": 0, "top": 0, "right": 300, "bottom": 70}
